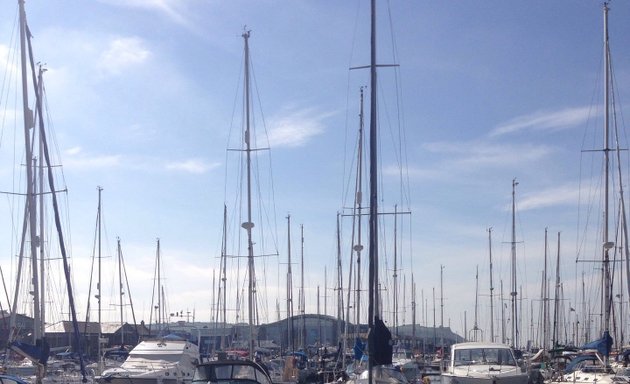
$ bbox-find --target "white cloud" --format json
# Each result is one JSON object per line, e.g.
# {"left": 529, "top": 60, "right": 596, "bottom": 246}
{"left": 490, "top": 106, "right": 595, "bottom": 137}
{"left": 98, "top": 37, "right": 151, "bottom": 76}
{"left": 165, "top": 159, "right": 220, "bottom": 174}
{"left": 65, "top": 146, "right": 82, "bottom": 156}
{"left": 266, "top": 108, "right": 328, "bottom": 148}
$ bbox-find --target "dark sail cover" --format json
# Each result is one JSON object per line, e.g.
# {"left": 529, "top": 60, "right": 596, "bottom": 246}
{"left": 581, "top": 331, "right": 613, "bottom": 358}
{"left": 10, "top": 339, "right": 50, "bottom": 365}
{"left": 353, "top": 338, "right": 365, "bottom": 360}
{"left": 372, "top": 317, "right": 392, "bottom": 366}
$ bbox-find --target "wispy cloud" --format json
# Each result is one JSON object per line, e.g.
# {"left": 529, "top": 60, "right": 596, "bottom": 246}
{"left": 98, "top": 37, "right": 151, "bottom": 76}
{"left": 165, "top": 159, "right": 220, "bottom": 174}
{"left": 98, "top": 0, "right": 188, "bottom": 25}
{"left": 400, "top": 140, "right": 557, "bottom": 184}
{"left": 424, "top": 140, "right": 554, "bottom": 169}
{"left": 63, "top": 147, "right": 123, "bottom": 170}
{"left": 490, "top": 106, "right": 595, "bottom": 137}
{"left": 517, "top": 184, "right": 580, "bottom": 211}
{"left": 266, "top": 108, "right": 329, "bottom": 148}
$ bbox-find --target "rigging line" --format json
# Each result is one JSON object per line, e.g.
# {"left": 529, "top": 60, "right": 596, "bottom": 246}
{"left": 0, "top": 10, "right": 19, "bottom": 153}
{"left": 0, "top": 4, "right": 19, "bottom": 147}
{"left": 342, "top": 0, "right": 367, "bottom": 210}
{"left": 83, "top": 196, "right": 100, "bottom": 327}
{"left": 576, "top": 40, "right": 606, "bottom": 264}
{"left": 250, "top": 54, "right": 280, "bottom": 255}
{"left": 386, "top": 2, "right": 412, "bottom": 210}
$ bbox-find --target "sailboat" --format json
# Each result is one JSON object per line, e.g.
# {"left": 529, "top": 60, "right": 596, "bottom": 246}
{"left": 97, "top": 240, "right": 200, "bottom": 384}
{"left": 1, "top": 1, "right": 87, "bottom": 382}
{"left": 193, "top": 26, "right": 278, "bottom": 384}
{"left": 344, "top": 1, "right": 404, "bottom": 384}
{"left": 209, "top": 28, "right": 279, "bottom": 362}
{"left": 551, "top": 3, "right": 623, "bottom": 384}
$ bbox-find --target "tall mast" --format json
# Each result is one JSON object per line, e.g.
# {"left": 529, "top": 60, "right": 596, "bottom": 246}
{"left": 542, "top": 228, "right": 549, "bottom": 351}
{"left": 317, "top": 285, "right": 321, "bottom": 346}
{"left": 488, "top": 227, "right": 494, "bottom": 343}
{"left": 510, "top": 178, "right": 519, "bottom": 349}
{"left": 37, "top": 66, "right": 46, "bottom": 340}
{"left": 412, "top": 274, "right": 416, "bottom": 348}
{"left": 221, "top": 205, "right": 228, "bottom": 348}
{"left": 393, "top": 205, "right": 398, "bottom": 337}
{"left": 240, "top": 29, "right": 257, "bottom": 359}
{"left": 287, "top": 215, "right": 294, "bottom": 353}
{"left": 440, "top": 265, "right": 444, "bottom": 369}
{"left": 117, "top": 237, "right": 124, "bottom": 346}
{"left": 156, "top": 238, "right": 161, "bottom": 330}
{"left": 366, "top": 1, "right": 380, "bottom": 381}
{"left": 552, "top": 232, "right": 561, "bottom": 349}
{"left": 601, "top": 3, "right": 613, "bottom": 365}
{"left": 471, "top": 266, "right": 480, "bottom": 342}
{"left": 354, "top": 86, "right": 365, "bottom": 338}
{"left": 501, "top": 280, "right": 506, "bottom": 344}
{"left": 300, "top": 224, "right": 306, "bottom": 349}
{"left": 19, "top": 0, "right": 41, "bottom": 343}
{"left": 97, "top": 186, "right": 103, "bottom": 368}
{"left": 336, "top": 212, "right": 345, "bottom": 366}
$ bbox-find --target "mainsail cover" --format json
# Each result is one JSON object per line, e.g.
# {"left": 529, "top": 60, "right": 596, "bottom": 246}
{"left": 371, "top": 317, "right": 392, "bottom": 366}
{"left": 9, "top": 339, "right": 50, "bottom": 365}
{"left": 581, "top": 331, "right": 613, "bottom": 358}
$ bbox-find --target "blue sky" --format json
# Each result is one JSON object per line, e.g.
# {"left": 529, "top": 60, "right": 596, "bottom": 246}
{"left": 1, "top": 0, "right": 630, "bottom": 346}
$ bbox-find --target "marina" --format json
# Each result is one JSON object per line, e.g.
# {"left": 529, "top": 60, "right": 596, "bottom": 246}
{"left": 0, "top": 1, "right": 630, "bottom": 384}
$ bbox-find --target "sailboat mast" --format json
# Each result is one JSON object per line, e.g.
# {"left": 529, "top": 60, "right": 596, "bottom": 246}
{"left": 221, "top": 205, "right": 228, "bottom": 348}
{"left": 542, "top": 228, "right": 548, "bottom": 351}
{"left": 510, "top": 178, "right": 519, "bottom": 349}
{"left": 300, "top": 224, "right": 306, "bottom": 349}
{"left": 501, "top": 280, "right": 506, "bottom": 344}
{"left": 354, "top": 86, "right": 365, "bottom": 339}
{"left": 412, "top": 274, "right": 416, "bottom": 348}
{"left": 156, "top": 238, "right": 161, "bottom": 329}
{"left": 367, "top": 0, "right": 378, "bottom": 379}
{"left": 603, "top": 3, "right": 613, "bottom": 348}
{"left": 37, "top": 66, "right": 46, "bottom": 340}
{"left": 117, "top": 238, "right": 124, "bottom": 346}
{"left": 393, "top": 205, "right": 398, "bottom": 337}
{"left": 287, "top": 214, "right": 294, "bottom": 353}
{"left": 97, "top": 186, "right": 103, "bottom": 366}
{"left": 240, "top": 29, "right": 257, "bottom": 359}
{"left": 472, "top": 266, "right": 479, "bottom": 342}
{"left": 440, "top": 265, "right": 444, "bottom": 368}
{"left": 19, "top": 0, "right": 42, "bottom": 343}
{"left": 488, "top": 227, "right": 494, "bottom": 343}
{"left": 552, "top": 232, "right": 561, "bottom": 348}
{"left": 602, "top": 4, "right": 612, "bottom": 361}
{"left": 336, "top": 212, "right": 344, "bottom": 362}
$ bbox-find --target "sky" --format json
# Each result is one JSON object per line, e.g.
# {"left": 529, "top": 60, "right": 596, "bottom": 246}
{"left": 1, "top": 0, "right": 630, "bottom": 348}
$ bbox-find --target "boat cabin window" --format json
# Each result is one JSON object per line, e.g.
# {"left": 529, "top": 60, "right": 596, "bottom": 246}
{"left": 453, "top": 348, "right": 516, "bottom": 366}
{"left": 0, "top": 377, "right": 29, "bottom": 384}
{"left": 193, "top": 363, "right": 271, "bottom": 384}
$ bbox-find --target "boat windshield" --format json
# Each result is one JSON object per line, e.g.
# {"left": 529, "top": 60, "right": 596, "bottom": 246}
{"left": 453, "top": 348, "right": 517, "bottom": 366}
{"left": 193, "top": 363, "right": 272, "bottom": 384}
{"left": 124, "top": 355, "right": 182, "bottom": 364}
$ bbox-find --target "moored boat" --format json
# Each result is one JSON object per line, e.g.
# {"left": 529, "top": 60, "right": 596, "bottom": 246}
{"left": 192, "top": 358, "right": 272, "bottom": 384}
{"left": 96, "top": 337, "right": 199, "bottom": 384}
{"left": 441, "top": 342, "right": 527, "bottom": 384}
